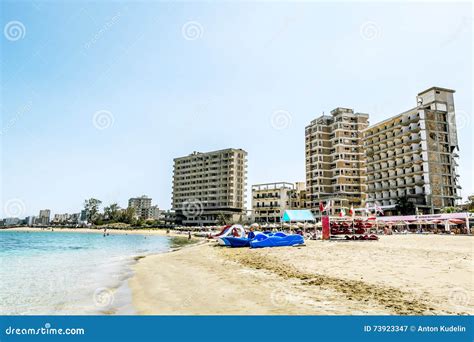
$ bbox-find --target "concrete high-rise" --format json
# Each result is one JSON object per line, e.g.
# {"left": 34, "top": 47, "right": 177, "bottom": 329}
{"left": 364, "top": 87, "right": 461, "bottom": 213}
{"left": 305, "top": 108, "right": 369, "bottom": 214}
{"left": 172, "top": 148, "right": 247, "bottom": 225}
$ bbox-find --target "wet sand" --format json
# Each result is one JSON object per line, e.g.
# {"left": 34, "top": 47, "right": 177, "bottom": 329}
{"left": 130, "top": 235, "right": 473, "bottom": 315}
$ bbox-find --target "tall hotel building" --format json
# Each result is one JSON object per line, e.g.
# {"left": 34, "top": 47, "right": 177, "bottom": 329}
{"left": 172, "top": 148, "right": 247, "bottom": 225}
{"left": 305, "top": 108, "right": 369, "bottom": 214}
{"left": 364, "top": 87, "right": 461, "bottom": 213}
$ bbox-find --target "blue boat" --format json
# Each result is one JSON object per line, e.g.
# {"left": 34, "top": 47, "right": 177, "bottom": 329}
{"left": 250, "top": 232, "right": 304, "bottom": 248}
{"left": 218, "top": 236, "right": 251, "bottom": 247}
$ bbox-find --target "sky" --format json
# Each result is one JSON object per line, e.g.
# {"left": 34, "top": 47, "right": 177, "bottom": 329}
{"left": 1, "top": 1, "right": 472, "bottom": 218}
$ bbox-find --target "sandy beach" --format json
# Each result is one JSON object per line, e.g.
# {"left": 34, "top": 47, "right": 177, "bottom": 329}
{"left": 130, "top": 235, "right": 473, "bottom": 315}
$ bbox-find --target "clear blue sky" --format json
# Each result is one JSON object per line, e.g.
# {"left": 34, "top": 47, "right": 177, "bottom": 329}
{"left": 1, "top": 1, "right": 472, "bottom": 217}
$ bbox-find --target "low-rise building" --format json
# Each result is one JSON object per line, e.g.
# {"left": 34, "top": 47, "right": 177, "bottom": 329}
{"left": 252, "top": 182, "right": 308, "bottom": 223}
{"left": 4, "top": 217, "right": 21, "bottom": 226}
{"left": 290, "top": 182, "right": 309, "bottom": 209}
{"left": 52, "top": 213, "right": 70, "bottom": 224}
{"left": 252, "top": 182, "right": 294, "bottom": 223}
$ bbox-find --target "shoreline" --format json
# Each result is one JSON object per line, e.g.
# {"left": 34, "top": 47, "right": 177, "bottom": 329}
{"left": 1, "top": 226, "right": 192, "bottom": 238}
{"left": 129, "top": 235, "right": 473, "bottom": 315}
{"left": 1, "top": 227, "right": 204, "bottom": 315}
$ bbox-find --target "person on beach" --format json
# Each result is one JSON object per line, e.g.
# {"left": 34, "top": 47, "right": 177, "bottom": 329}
{"left": 248, "top": 223, "right": 259, "bottom": 239}
{"left": 188, "top": 231, "right": 192, "bottom": 240}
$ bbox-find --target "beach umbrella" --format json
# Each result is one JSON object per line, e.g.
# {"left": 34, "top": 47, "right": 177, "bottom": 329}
{"left": 449, "top": 219, "right": 465, "bottom": 225}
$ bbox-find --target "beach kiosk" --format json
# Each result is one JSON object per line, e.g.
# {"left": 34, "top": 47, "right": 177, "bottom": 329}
{"left": 281, "top": 210, "right": 316, "bottom": 236}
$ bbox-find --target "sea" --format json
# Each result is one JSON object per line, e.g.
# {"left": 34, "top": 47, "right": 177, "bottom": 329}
{"left": 0, "top": 230, "right": 171, "bottom": 315}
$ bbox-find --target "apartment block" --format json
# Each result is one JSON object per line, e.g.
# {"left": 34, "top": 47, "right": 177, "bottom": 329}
{"left": 128, "top": 195, "right": 160, "bottom": 220}
{"left": 252, "top": 182, "right": 293, "bottom": 223}
{"left": 364, "top": 87, "right": 461, "bottom": 213}
{"left": 252, "top": 182, "right": 308, "bottom": 223}
{"left": 38, "top": 209, "right": 51, "bottom": 225}
{"left": 172, "top": 148, "right": 248, "bottom": 226}
{"left": 291, "top": 182, "right": 309, "bottom": 210}
{"left": 305, "top": 108, "right": 369, "bottom": 214}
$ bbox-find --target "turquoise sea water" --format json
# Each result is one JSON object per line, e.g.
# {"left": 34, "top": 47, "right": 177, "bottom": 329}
{"left": 0, "top": 230, "right": 171, "bottom": 315}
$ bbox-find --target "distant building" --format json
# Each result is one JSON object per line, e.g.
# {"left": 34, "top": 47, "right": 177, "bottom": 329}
{"left": 148, "top": 206, "right": 162, "bottom": 220}
{"left": 162, "top": 210, "right": 176, "bottom": 224}
{"left": 252, "top": 182, "right": 308, "bottom": 223}
{"left": 25, "top": 216, "right": 36, "bottom": 226}
{"left": 52, "top": 213, "right": 70, "bottom": 224}
{"left": 128, "top": 196, "right": 160, "bottom": 220}
{"left": 364, "top": 87, "right": 461, "bottom": 214}
{"left": 4, "top": 217, "right": 20, "bottom": 226}
{"left": 172, "top": 148, "right": 248, "bottom": 226}
{"left": 305, "top": 108, "right": 369, "bottom": 214}
{"left": 38, "top": 209, "right": 51, "bottom": 225}
{"left": 69, "top": 213, "right": 81, "bottom": 224}
{"left": 80, "top": 210, "right": 88, "bottom": 223}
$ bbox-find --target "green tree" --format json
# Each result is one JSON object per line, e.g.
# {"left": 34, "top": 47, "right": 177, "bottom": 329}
{"left": 119, "top": 207, "right": 135, "bottom": 224}
{"left": 84, "top": 198, "right": 102, "bottom": 225}
{"left": 467, "top": 195, "right": 474, "bottom": 212}
{"left": 395, "top": 196, "right": 416, "bottom": 215}
{"left": 104, "top": 203, "right": 121, "bottom": 222}
{"left": 441, "top": 206, "right": 458, "bottom": 214}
